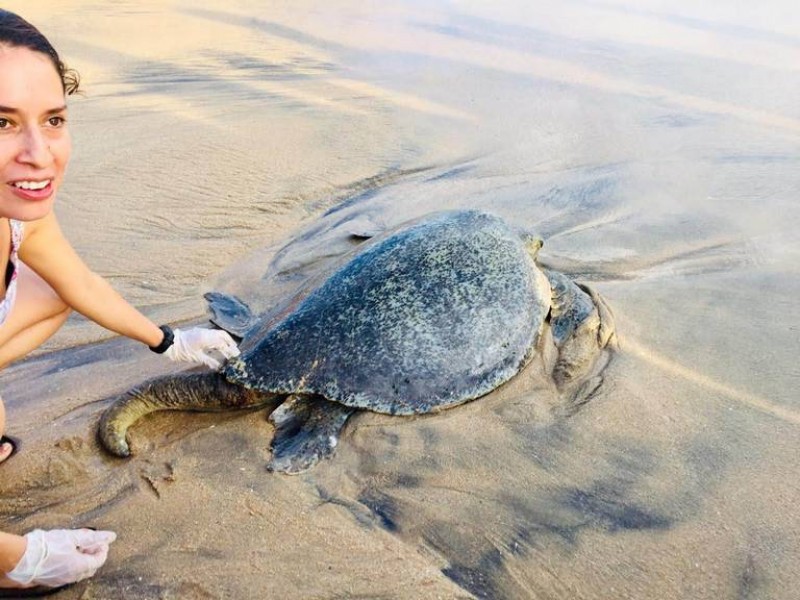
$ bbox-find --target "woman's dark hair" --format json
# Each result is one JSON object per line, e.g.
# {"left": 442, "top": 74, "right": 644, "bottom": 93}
{"left": 0, "top": 9, "right": 80, "bottom": 95}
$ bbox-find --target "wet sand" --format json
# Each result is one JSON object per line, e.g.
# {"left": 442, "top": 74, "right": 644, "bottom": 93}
{"left": 1, "top": 1, "right": 799, "bottom": 598}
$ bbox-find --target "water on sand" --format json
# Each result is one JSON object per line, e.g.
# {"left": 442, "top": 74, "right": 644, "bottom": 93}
{"left": 2, "top": 1, "right": 799, "bottom": 598}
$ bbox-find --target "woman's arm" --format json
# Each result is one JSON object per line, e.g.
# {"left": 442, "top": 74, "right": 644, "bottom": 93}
{"left": 0, "top": 531, "right": 25, "bottom": 577}
{"left": 17, "top": 212, "right": 240, "bottom": 368}
{"left": 18, "top": 212, "right": 164, "bottom": 347}
{"left": 0, "top": 529, "right": 117, "bottom": 588}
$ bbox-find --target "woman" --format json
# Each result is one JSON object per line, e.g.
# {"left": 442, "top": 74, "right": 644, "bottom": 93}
{"left": 0, "top": 10, "right": 240, "bottom": 591}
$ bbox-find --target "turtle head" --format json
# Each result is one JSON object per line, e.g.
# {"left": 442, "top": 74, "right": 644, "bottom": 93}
{"left": 521, "top": 234, "right": 544, "bottom": 260}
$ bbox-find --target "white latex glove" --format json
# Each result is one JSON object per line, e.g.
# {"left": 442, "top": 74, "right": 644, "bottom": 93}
{"left": 165, "top": 327, "right": 240, "bottom": 370}
{"left": 6, "top": 529, "right": 117, "bottom": 588}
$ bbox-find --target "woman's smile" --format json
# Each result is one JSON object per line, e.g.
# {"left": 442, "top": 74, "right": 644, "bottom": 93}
{"left": 7, "top": 178, "right": 53, "bottom": 202}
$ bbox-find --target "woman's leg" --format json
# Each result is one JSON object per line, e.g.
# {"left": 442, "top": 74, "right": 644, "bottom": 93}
{"left": 0, "top": 263, "right": 70, "bottom": 463}
{"left": 0, "top": 262, "right": 71, "bottom": 370}
{"left": 0, "top": 401, "right": 9, "bottom": 463}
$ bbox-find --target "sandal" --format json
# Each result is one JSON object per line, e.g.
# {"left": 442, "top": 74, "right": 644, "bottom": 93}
{"left": 0, "top": 436, "right": 19, "bottom": 464}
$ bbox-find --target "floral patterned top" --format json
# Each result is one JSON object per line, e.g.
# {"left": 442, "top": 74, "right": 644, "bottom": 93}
{"left": 0, "top": 219, "right": 23, "bottom": 326}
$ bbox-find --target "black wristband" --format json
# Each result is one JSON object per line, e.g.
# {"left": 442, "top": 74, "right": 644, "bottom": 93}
{"left": 149, "top": 325, "right": 175, "bottom": 354}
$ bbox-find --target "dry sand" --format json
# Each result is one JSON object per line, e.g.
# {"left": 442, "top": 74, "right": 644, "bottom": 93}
{"left": 1, "top": 1, "right": 799, "bottom": 598}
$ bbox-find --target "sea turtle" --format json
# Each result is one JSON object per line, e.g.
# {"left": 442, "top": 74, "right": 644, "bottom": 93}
{"left": 98, "top": 210, "right": 616, "bottom": 474}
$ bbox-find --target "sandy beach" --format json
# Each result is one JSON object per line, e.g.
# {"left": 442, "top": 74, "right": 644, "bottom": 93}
{"left": 1, "top": 1, "right": 799, "bottom": 598}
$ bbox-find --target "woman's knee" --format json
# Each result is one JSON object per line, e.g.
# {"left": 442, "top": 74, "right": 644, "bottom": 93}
{"left": 0, "top": 263, "right": 69, "bottom": 346}
{"left": 19, "top": 263, "right": 69, "bottom": 318}
{"left": 53, "top": 303, "right": 72, "bottom": 322}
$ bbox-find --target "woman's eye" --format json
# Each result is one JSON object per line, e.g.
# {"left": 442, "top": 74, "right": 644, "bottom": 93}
{"left": 0, "top": 118, "right": 9, "bottom": 129}
{"left": 47, "top": 116, "right": 66, "bottom": 127}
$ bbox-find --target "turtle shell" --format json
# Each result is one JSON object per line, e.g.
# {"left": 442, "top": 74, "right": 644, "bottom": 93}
{"left": 223, "top": 210, "right": 550, "bottom": 415}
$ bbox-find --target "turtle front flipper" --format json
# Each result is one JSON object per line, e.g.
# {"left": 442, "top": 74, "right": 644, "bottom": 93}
{"left": 204, "top": 291, "right": 257, "bottom": 338}
{"left": 345, "top": 214, "right": 386, "bottom": 241}
{"left": 545, "top": 270, "right": 617, "bottom": 391}
{"left": 98, "top": 372, "right": 278, "bottom": 457}
{"left": 267, "top": 395, "right": 356, "bottom": 475}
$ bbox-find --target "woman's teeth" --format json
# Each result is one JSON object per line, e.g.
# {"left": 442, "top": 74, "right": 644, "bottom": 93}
{"left": 13, "top": 180, "right": 50, "bottom": 190}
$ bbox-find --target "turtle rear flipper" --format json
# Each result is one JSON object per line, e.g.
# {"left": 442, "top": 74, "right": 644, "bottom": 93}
{"left": 204, "top": 291, "right": 256, "bottom": 338}
{"left": 268, "top": 395, "right": 356, "bottom": 474}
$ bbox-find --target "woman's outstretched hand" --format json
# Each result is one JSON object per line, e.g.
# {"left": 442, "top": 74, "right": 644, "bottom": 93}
{"left": 165, "top": 327, "right": 240, "bottom": 370}
{"left": 5, "top": 529, "right": 117, "bottom": 588}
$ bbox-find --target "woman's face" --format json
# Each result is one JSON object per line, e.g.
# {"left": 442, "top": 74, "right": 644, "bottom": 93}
{"left": 0, "top": 44, "right": 71, "bottom": 222}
